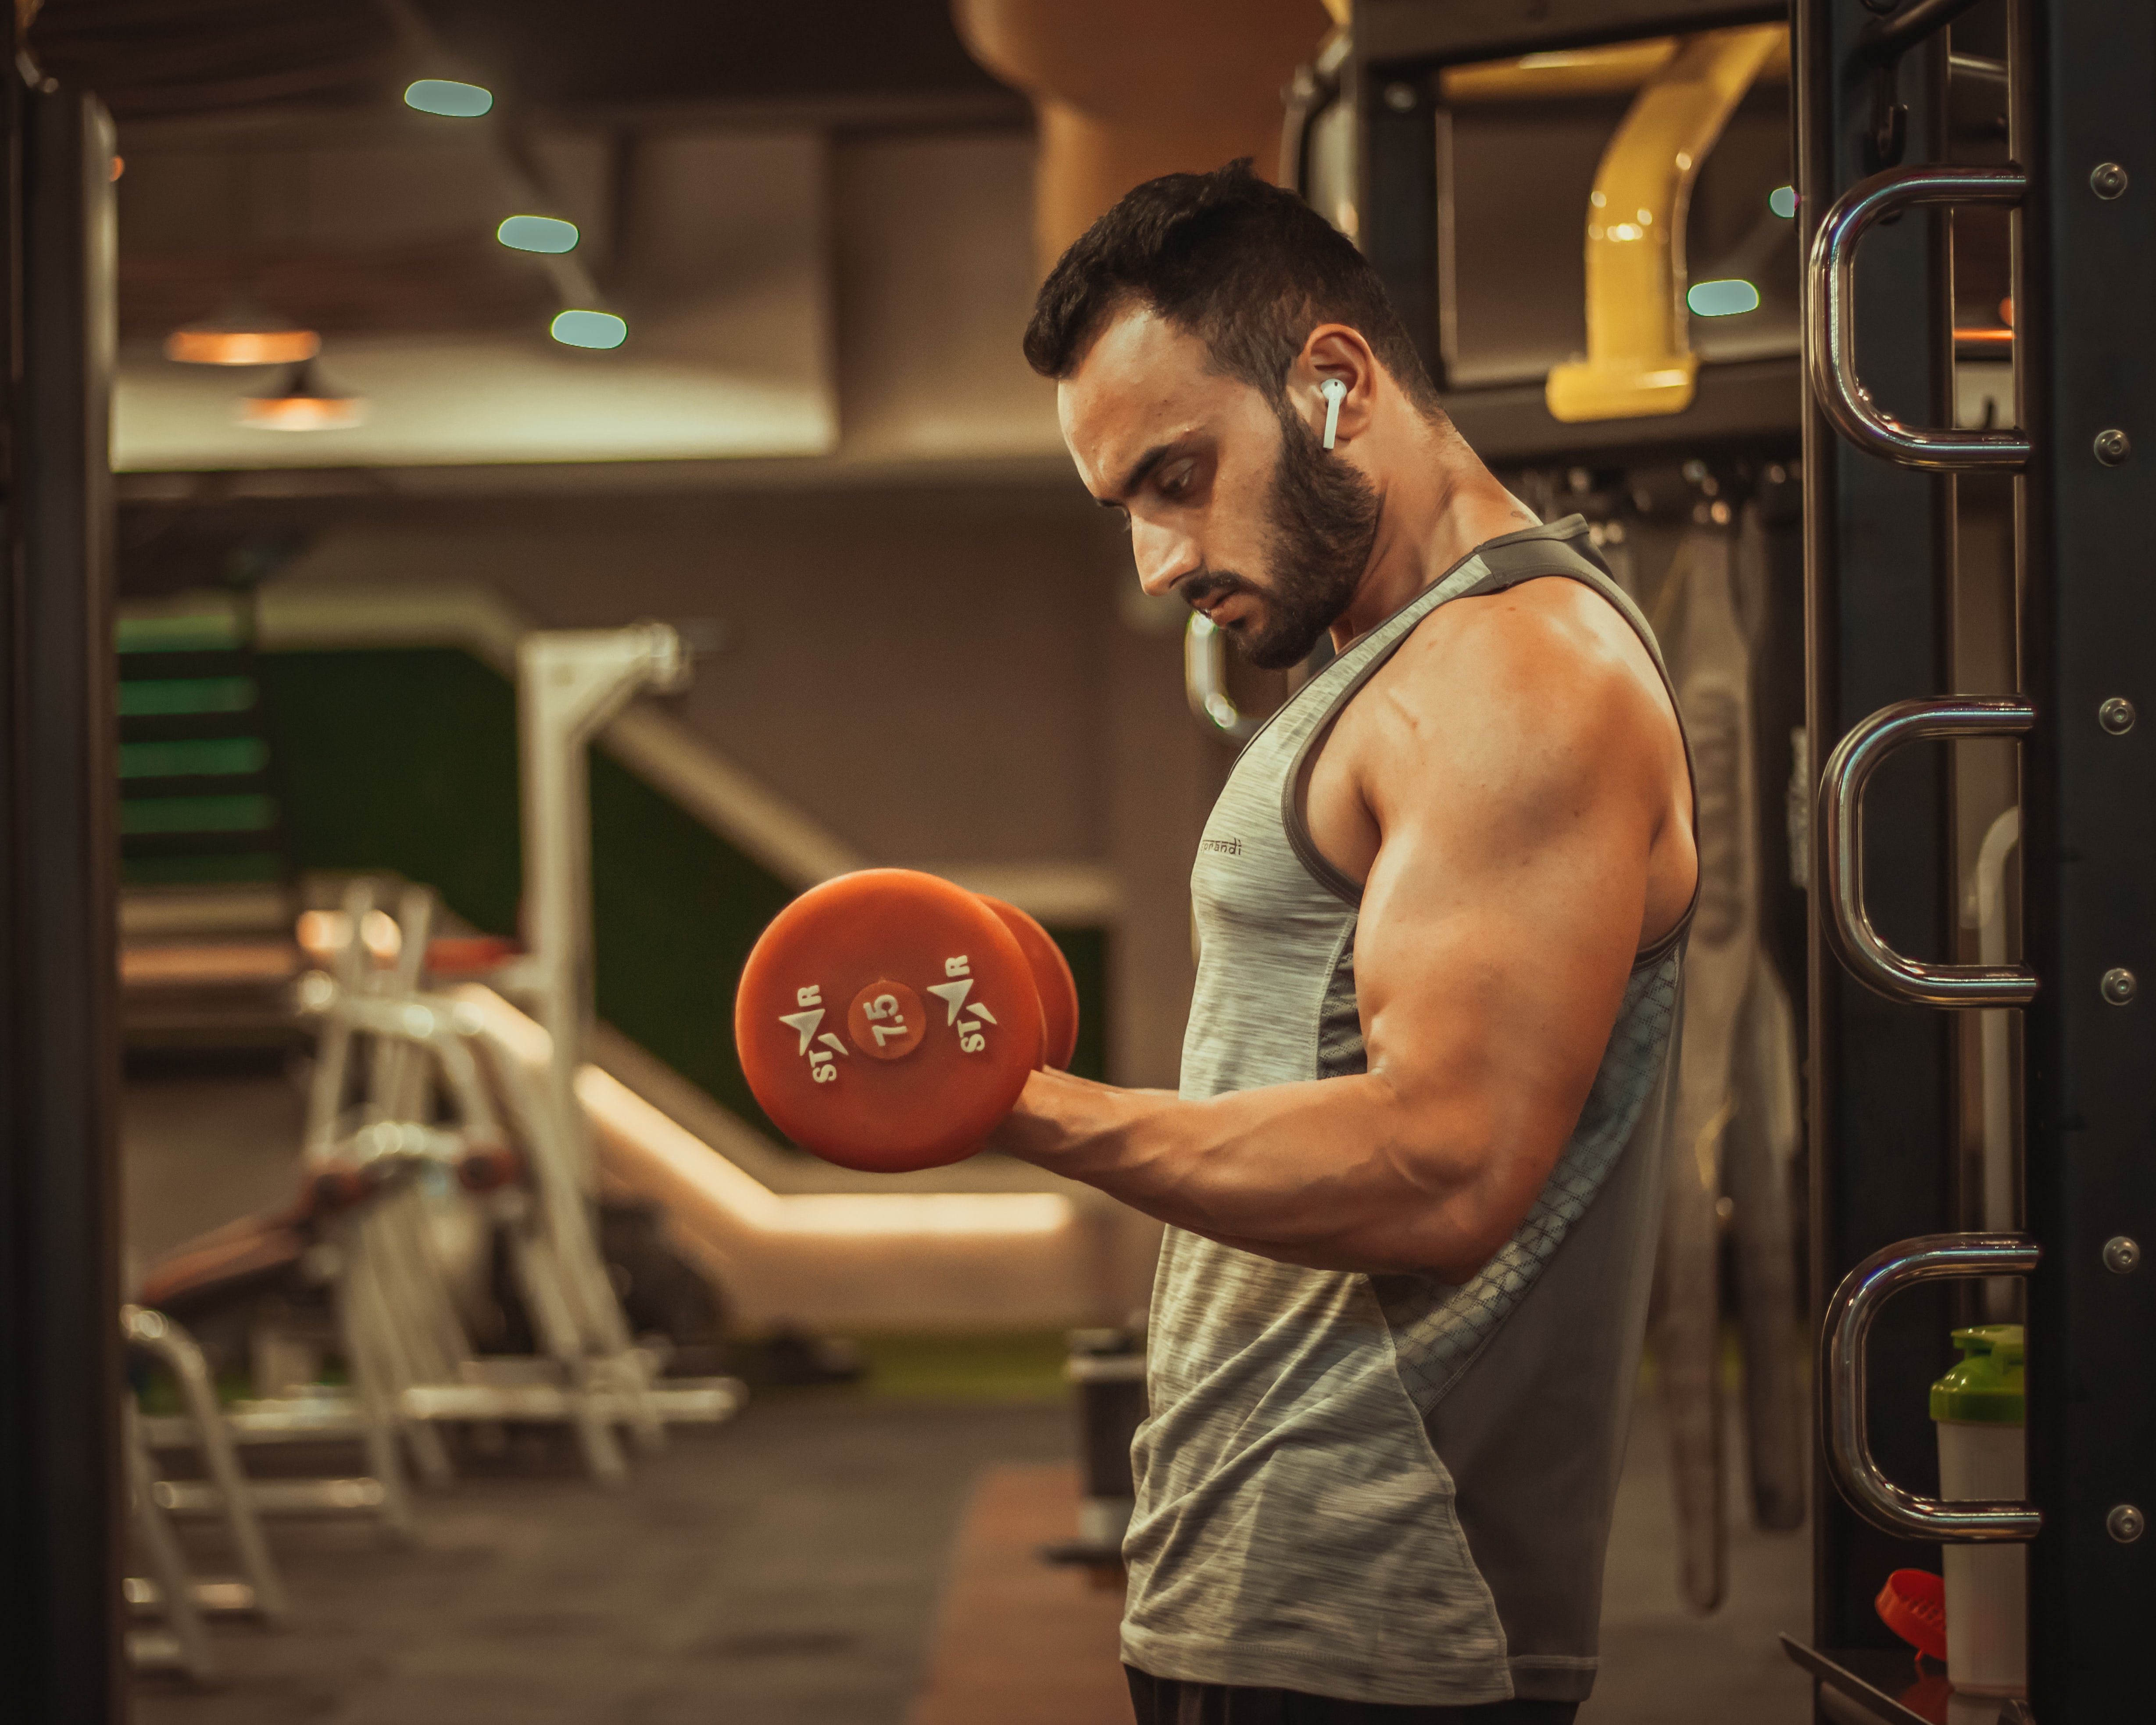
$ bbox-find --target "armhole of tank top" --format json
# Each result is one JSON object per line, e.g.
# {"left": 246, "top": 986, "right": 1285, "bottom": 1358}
{"left": 1280, "top": 633, "right": 1417, "bottom": 909}
{"left": 1281, "top": 528, "right": 1703, "bottom": 962}
{"left": 1279, "top": 523, "right": 1595, "bottom": 909}
{"left": 1453, "top": 549, "right": 1703, "bottom": 972}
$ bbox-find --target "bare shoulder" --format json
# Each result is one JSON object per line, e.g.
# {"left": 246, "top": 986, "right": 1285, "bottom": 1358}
{"left": 1347, "top": 576, "right": 1682, "bottom": 826}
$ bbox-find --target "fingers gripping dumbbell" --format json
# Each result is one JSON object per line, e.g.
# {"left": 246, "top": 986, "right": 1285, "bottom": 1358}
{"left": 735, "top": 870, "right": 1081, "bottom": 1172}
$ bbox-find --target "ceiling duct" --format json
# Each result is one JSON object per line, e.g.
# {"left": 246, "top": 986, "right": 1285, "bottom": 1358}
{"left": 953, "top": 0, "right": 1335, "bottom": 275}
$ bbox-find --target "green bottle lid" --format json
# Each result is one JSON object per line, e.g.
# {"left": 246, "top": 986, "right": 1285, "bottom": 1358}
{"left": 1929, "top": 1325, "right": 2025, "bottom": 1425}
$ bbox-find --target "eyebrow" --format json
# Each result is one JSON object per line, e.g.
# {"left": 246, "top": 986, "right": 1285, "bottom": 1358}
{"left": 1095, "top": 440, "right": 1180, "bottom": 508}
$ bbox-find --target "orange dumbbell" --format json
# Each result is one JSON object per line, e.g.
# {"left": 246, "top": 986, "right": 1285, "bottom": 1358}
{"left": 734, "top": 870, "right": 1080, "bottom": 1172}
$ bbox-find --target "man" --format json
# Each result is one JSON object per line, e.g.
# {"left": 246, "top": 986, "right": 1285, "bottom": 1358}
{"left": 990, "top": 161, "right": 1698, "bottom": 1724}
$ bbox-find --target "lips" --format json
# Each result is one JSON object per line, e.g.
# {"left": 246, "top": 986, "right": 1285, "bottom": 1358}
{"left": 1183, "top": 572, "right": 1258, "bottom": 629}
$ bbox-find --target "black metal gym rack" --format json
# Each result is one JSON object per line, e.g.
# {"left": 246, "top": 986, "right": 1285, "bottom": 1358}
{"left": 1348, "top": 0, "right": 2151, "bottom": 1714}
{"left": 1797, "top": 0, "right": 2155, "bottom": 1718}
{"left": 0, "top": 47, "right": 125, "bottom": 1725}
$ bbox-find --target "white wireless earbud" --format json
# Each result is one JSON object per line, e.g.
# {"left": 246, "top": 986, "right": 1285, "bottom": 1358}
{"left": 1319, "top": 378, "right": 1347, "bottom": 450}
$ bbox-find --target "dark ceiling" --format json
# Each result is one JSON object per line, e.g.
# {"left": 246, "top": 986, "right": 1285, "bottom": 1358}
{"left": 32, "top": 0, "right": 1017, "bottom": 125}
{"left": 35, "top": 0, "right": 403, "bottom": 122}
{"left": 40, "top": 0, "right": 1029, "bottom": 347}
{"left": 424, "top": 0, "right": 1012, "bottom": 115}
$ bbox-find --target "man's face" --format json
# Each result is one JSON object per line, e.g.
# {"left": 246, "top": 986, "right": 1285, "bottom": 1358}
{"left": 1058, "top": 308, "right": 1380, "bottom": 670}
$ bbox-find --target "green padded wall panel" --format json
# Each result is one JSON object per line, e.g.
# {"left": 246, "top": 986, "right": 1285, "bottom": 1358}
{"left": 586, "top": 747, "right": 793, "bottom": 1130}
{"left": 260, "top": 649, "right": 523, "bottom": 935}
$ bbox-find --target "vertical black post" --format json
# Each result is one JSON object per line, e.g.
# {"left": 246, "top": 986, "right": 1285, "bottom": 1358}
{"left": 1795, "top": 0, "right": 1960, "bottom": 1667}
{"left": 1361, "top": 63, "right": 1439, "bottom": 382}
{"left": 2015, "top": 0, "right": 2156, "bottom": 1712}
{"left": 0, "top": 69, "right": 123, "bottom": 1725}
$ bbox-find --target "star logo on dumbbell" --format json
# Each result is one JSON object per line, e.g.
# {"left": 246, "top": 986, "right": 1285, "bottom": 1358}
{"left": 779, "top": 985, "right": 851, "bottom": 1084}
{"left": 928, "top": 958, "right": 998, "bottom": 1056}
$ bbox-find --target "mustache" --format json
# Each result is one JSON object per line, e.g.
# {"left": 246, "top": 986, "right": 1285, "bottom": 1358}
{"left": 1178, "top": 570, "right": 1259, "bottom": 612}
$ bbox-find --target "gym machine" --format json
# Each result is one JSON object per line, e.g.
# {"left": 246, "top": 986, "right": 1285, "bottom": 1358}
{"left": 1789, "top": 0, "right": 2154, "bottom": 1718}
{"left": 141, "top": 883, "right": 746, "bottom": 1509}
{"left": 297, "top": 881, "right": 744, "bottom": 1476}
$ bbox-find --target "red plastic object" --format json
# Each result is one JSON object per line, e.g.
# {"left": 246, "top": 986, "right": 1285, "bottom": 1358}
{"left": 425, "top": 935, "right": 522, "bottom": 977}
{"left": 455, "top": 1142, "right": 524, "bottom": 1195}
{"left": 307, "top": 1162, "right": 373, "bottom": 1219}
{"left": 1875, "top": 1567, "right": 1947, "bottom": 1662}
{"left": 976, "top": 894, "right": 1081, "bottom": 1071}
{"left": 736, "top": 870, "right": 1043, "bottom": 1172}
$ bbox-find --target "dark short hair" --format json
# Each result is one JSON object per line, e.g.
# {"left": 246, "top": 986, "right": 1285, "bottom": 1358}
{"left": 1023, "top": 159, "right": 1444, "bottom": 420}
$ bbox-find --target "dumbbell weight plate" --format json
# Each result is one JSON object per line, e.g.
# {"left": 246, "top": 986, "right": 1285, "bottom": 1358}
{"left": 736, "top": 869, "right": 1045, "bottom": 1172}
{"left": 976, "top": 895, "right": 1080, "bottom": 1071}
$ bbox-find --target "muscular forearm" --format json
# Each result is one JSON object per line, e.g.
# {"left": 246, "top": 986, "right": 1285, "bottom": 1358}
{"left": 987, "top": 1068, "right": 1518, "bottom": 1281}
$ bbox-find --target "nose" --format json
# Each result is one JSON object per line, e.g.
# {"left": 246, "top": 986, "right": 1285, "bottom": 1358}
{"left": 1131, "top": 516, "right": 1201, "bottom": 601}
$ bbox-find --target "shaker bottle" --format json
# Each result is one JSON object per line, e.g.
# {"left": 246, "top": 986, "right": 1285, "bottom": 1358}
{"left": 1931, "top": 1324, "right": 2026, "bottom": 1696}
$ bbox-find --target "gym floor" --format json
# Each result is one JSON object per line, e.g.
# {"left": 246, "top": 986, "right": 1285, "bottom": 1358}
{"left": 125, "top": 1067, "right": 1813, "bottom": 1725}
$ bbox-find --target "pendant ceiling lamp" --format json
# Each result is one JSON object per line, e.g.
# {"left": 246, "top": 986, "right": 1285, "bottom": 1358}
{"left": 239, "top": 360, "right": 365, "bottom": 431}
{"left": 166, "top": 303, "right": 321, "bottom": 367}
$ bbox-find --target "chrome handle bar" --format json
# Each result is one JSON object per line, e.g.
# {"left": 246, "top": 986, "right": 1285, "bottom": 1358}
{"left": 1807, "top": 166, "right": 2030, "bottom": 469}
{"left": 1818, "top": 698, "right": 2039, "bottom": 1006}
{"left": 1823, "top": 1233, "right": 2043, "bottom": 1541}
{"left": 1185, "top": 612, "right": 1260, "bottom": 743}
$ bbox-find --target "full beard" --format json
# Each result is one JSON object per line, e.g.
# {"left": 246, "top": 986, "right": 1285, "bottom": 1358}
{"left": 1186, "top": 401, "right": 1382, "bottom": 672}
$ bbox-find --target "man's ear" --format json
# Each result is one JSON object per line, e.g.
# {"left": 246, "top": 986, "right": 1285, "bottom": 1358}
{"left": 1291, "top": 324, "right": 1377, "bottom": 451}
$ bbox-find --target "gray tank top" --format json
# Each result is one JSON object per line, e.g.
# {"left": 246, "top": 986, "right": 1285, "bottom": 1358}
{"left": 1121, "top": 517, "right": 1691, "bottom": 1707}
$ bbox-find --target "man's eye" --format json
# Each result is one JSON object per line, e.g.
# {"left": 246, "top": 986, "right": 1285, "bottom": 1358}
{"left": 1160, "top": 464, "right": 1194, "bottom": 497}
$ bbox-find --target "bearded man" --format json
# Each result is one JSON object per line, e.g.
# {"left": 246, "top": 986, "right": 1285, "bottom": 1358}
{"left": 987, "top": 161, "right": 1700, "bottom": 1724}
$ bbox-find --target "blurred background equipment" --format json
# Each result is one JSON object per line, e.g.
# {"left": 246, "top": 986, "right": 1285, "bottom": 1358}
{"left": 1653, "top": 520, "right": 1770, "bottom": 1616}
{"left": 500, "top": 622, "right": 694, "bottom": 1187}
{"left": 122, "top": 1305, "right": 289, "bottom": 1684}
{"left": 1040, "top": 1323, "right": 1148, "bottom": 1575}
{"left": 288, "top": 884, "right": 741, "bottom": 1482}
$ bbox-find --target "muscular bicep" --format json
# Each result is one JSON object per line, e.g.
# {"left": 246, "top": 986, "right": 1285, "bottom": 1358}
{"left": 1348, "top": 623, "right": 1670, "bottom": 1266}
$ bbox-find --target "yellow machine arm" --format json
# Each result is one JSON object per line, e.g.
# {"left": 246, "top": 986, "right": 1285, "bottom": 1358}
{"left": 1544, "top": 24, "right": 1787, "bottom": 422}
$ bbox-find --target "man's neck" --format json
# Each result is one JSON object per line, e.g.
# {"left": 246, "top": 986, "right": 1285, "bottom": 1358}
{"left": 1330, "top": 430, "right": 1537, "bottom": 648}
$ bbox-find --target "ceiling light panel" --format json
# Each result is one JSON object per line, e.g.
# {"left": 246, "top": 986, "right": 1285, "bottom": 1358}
{"left": 550, "top": 309, "right": 627, "bottom": 350}
{"left": 404, "top": 79, "right": 494, "bottom": 118}
{"left": 498, "top": 215, "right": 580, "bottom": 254}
